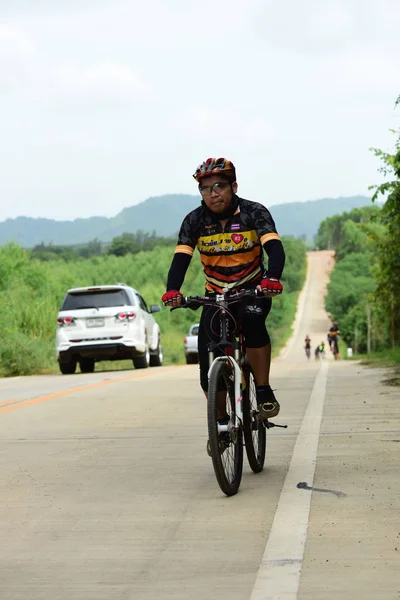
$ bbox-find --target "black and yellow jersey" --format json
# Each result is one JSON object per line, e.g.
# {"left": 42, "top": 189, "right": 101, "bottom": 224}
{"left": 174, "top": 196, "right": 281, "bottom": 293}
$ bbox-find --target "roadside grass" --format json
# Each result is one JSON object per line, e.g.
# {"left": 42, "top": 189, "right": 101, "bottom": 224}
{"left": 271, "top": 290, "right": 301, "bottom": 358}
{"left": 345, "top": 347, "right": 400, "bottom": 367}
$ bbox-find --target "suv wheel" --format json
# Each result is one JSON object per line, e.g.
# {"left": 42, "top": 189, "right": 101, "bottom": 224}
{"left": 59, "top": 358, "right": 77, "bottom": 375}
{"left": 150, "top": 337, "right": 163, "bottom": 367}
{"left": 133, "top": 345, "right": 150, "bottom": 369}
{"left": 79, "top": 358, "right": 95, "bottom": 373}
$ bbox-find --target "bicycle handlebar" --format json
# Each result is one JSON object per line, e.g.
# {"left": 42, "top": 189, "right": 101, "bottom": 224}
{"left": 172, "top": 288, "right": 265, "bottom": 311}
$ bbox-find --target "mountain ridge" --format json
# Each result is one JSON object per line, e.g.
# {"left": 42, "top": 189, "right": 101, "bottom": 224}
{"left": 0, "top": 194, "right": 373, "bottom": 247}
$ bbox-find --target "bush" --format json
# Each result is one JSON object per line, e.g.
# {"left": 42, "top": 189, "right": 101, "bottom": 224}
{"left": 0, "top": 331, "right": 54, "bottom": 377}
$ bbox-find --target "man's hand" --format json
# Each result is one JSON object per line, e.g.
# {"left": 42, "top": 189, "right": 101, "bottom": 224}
{"left": 257, "top": 276, "right": 283, "bottom": 297}
{"left": 161, "top": 290, "right": 183, "bottom": 307}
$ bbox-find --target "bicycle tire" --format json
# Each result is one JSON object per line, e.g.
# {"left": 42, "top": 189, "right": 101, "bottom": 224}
{"left": 242, "top": 365, "right": 266, "bottom": 473}
{"left": 207, "top": 360, "right": 243, "bottom": 496}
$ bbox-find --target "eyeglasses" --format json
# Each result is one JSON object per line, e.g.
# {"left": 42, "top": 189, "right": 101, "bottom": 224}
{"left": 199, "top": 181, "right": 231, "bottom": 196}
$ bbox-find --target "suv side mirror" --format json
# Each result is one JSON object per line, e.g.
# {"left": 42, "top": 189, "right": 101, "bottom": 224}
{"left": 149, "top": 305, "right": 161, "bottom": 313}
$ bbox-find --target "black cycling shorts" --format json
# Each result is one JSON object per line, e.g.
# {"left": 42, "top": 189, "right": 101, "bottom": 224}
{"left": 197, "top": 296, "right": 272, "bottom": 392}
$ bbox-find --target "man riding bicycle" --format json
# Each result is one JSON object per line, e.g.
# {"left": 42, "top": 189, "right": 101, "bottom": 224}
{"left": 161, "top": 157, "right": 286, "bottom": 423}
{"left": 328, "top": 322, "right": 340, "bottom": 356}
{"left": 304, "top": 335, "right": 311, "bottom": 359}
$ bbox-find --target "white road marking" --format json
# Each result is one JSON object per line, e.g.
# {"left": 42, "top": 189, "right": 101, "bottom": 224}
{"left": 250, "top": 359, "right": 328, "bottom": 600}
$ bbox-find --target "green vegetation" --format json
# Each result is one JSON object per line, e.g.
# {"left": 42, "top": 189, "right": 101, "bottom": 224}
{"left": 317, "top": 95, "right": 399, "bottom": 363}
{"left": 31, "top": 230, "right": 176, "bottom": 262}
{"left": 357, "top": 348, "right": 400, "bottom": 368}
{"left": 317, "top": 205, "right": 394, "bottom": 355}
{"left": 0, "top": 236, "right": 306, "bottom": 377}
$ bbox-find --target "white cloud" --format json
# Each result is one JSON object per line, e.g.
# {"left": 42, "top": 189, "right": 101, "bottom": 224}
{"left": 0, "top": 24, "right": 38, "bottom": 88}
{"left": 321, "top": 53, "right": 399, "bottom": 92}
{"left": 0, "top": 23, "right": 36, "bottom": 55}
{"left": 54, "top": 59, "right": 150, "bottom": 97}
{"left": 184, "top": 105, "right": 274, "bottom": 146}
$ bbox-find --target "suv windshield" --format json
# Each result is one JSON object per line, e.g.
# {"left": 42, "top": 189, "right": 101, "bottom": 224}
{"left": 61, "top": 289, "right": 131, "bottom": 311}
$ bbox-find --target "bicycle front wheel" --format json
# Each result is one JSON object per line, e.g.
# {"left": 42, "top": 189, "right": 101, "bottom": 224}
{"left": 242, "top": 365, "right": 266, "bottom": 473}
{"left": 207, "top": 360, "right": 243, "bottom": 497}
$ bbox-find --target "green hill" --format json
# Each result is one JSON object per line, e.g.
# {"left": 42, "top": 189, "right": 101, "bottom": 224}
{"left": 0, "top": 194, "right": 372, "bottom": 247}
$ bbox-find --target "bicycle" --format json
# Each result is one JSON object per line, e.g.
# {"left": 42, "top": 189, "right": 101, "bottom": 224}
{"left": 173, "top": 288, "right": 287, "bottom": 497}
{"left": 332, "top": 337, "right": 340, "bottom": 360}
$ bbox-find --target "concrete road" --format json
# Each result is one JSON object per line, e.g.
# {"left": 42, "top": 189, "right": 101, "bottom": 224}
{"left": 0, "top": 251, "right": 399, "bottom": 600}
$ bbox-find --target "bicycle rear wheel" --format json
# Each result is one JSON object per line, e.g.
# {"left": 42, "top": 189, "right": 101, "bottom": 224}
{"left": 242, "top": 365, "right": 266, "bottom": 473}
{"left": 207, "top": 360, "right": 243, "bottom": 496}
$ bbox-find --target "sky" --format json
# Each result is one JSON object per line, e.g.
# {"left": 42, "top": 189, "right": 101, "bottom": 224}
{"left": 0, "top": 0, "right": 399, "bottom": 222}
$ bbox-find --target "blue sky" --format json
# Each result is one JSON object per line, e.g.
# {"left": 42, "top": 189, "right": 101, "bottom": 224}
{"left": 0, "top": 0, "right": 399, "bottom": 220}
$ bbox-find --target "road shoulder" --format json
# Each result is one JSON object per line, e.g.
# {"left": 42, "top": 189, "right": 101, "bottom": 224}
{"left": 299, "top": 360, "right": 400, "bottom": 599}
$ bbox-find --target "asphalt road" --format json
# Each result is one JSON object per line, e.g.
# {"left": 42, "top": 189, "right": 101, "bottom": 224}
{"left": 0, "top": 251, "right": 399, "bottom": 600}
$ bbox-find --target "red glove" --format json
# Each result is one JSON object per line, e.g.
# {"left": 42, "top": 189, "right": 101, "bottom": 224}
{"left": 259, "top": 277, "right": 283, "bottom": 295}
{"left": 161, "top": 290, "right": 183, "bottom": 306}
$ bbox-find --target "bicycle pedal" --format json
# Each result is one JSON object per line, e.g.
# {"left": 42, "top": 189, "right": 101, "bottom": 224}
{"left": 265, "top": 421, "right": 288, "bottom": 429}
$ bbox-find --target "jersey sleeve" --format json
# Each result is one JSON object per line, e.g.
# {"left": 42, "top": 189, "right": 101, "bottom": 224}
{"left": 252, "top": 203, "right": 281, "bottom": 245}
{"left": 174, "top": 212, "right": 198, "bottom": 257}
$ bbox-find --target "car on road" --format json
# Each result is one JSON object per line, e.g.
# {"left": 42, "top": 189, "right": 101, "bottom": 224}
{"left": 56, "top": 284, "right": 163, "bottom": 374}
{"left": 184, "top": 323, "right": 199, "bottom": 364}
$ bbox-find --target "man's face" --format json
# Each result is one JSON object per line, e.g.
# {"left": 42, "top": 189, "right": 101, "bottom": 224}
{"left": 199, "top": 175, "right": 238, "bottom": 214}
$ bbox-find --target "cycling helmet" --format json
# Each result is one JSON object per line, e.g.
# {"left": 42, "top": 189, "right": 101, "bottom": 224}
{"left": 192, "top": 157, "right": 236, "bottom": 182}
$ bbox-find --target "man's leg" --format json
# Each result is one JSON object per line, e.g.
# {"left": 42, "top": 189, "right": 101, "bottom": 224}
{"left": 246, "top": 344, "right": 271, "bottom": 385}
{"left": 198, "top": 305, "right": 227, "bottom": 420}
{"left": 239, "top": 296, "right": 279, "bottom": 419}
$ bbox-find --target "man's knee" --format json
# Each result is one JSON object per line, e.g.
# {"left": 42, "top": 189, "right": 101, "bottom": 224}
{"left": 243, "top": 325, "right": 270, "bottom": 348}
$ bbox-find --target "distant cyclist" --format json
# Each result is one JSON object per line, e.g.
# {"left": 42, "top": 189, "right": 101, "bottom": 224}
{"left": 304, "top": 335, "right": 311, "bottom": 360}
{"left": 328, "top": 323, "right": 340, "bottom": 358}
{"left": 314, "top": 342, "right": 326, "bottom": 360}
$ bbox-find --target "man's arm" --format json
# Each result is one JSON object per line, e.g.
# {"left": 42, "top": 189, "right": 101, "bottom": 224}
{"left": 262, "top": 239, "right": 285, "bottom": 280}
{"left": 164, "top": 212, "right": 197, "bottom": 292}
{"left": 251, "top": 202, "right": 286, "bottom": 280}
{"left": 166, "top": 253, "right": 192, "bottom": 291}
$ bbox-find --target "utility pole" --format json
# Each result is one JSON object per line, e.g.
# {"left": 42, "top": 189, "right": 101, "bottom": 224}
{"left": 366, "top": 303, "right": 371, "bottom": 354}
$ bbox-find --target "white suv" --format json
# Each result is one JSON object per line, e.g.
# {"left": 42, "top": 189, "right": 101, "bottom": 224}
{"left": 56, "top": 284, "right": 163, "bottom": 374}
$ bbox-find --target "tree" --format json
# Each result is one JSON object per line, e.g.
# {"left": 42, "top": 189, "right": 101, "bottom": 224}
{"left": 107, "top": 233, "right": 139, "bottom": 256}
{"left": 369, "top": 95, "right": 400, "bottom": 348}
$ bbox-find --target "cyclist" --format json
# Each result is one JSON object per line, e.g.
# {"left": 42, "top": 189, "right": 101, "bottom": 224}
{"left": 315, "top": 341, "right": 326, "bottom": 359}
{"left": 328, "top": 322, "right": 340, "bottom": 357}
{"left": 161, "top": 157, "right": 285, "bottom": 424}
{"left": 304, "top": 335, "right": 311, "bottom": 359}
